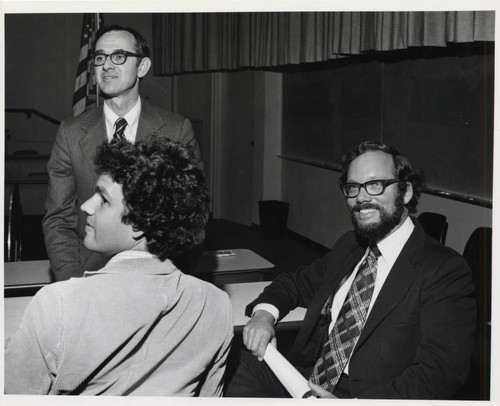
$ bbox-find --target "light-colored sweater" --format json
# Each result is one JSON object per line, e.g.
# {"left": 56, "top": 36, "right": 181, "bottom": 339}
{"left": 5, "top": 251, "right": 233, "bottom": 396}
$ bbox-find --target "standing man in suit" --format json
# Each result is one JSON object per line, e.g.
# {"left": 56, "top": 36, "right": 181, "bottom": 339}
{"left": 225, "top": 140, "right": 476, "bottom": 399}
{"left": 43, "top": 24, "right": 201, "bottom": 281}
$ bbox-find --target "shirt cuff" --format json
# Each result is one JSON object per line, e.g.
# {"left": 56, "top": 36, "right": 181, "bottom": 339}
{"left": 252, "top": 303, "right": 280, "bottom": 324}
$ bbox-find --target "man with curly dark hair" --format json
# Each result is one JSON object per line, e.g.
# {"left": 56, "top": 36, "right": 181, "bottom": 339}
{"left": 226, "top": 140, "right": 475, "bottom": 399}
{"left": 6, "top": 139, "right": 233, "bottom": 396}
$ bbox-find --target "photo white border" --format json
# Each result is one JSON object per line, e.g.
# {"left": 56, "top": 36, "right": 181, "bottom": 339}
{"left": 1, "top": 1, "right": 498, "bottom": 405}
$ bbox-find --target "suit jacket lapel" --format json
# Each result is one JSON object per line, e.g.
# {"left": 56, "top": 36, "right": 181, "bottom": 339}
{"left": 355, "top": 221, "right": 425, "bottom": 350}
{"left": 79, "top": 107, "right": 107, "bottom": 176}
{"left": 78, "top": 100, "right": 166, "bottom": 173}
{"left": 297, "top": 243, "right": 366, "bottom": 350}
{"left": 320, "top": 247, "right": 366, "bottom": 306}
{"left": 136, "top": 100, "right": 166, "bottom": 142}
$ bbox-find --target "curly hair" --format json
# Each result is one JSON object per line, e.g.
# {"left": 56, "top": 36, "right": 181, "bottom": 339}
{"left": 94, "top": 138, "right": 209, "bottom": 261}
{"left": 339, "top": 140, "right": 425, "bottom": 213}
{"left": 94, "top": 24, "right": 151, "bottom": 60}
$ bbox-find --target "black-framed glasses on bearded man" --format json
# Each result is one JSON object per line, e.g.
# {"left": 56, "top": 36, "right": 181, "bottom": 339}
{"left": 340, "top": 178, "right": 403, "bottom": 198}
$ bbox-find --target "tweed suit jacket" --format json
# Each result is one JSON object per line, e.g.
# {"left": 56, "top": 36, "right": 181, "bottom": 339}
{"left": 246, "top": 219, "right": 476, "bottom": 399}
{"left": 43, "top": 100, "right": 200, "bottom": 281}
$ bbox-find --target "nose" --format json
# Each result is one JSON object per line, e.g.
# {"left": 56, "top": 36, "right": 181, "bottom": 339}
{"left": 81, "top": 194, "right": 97, "bottom": 215}
{"left": 102, "top": 55, "right": 115, "bottom": 70}
{"left": 356, "top": 185, "right": 372, "bottom": 202}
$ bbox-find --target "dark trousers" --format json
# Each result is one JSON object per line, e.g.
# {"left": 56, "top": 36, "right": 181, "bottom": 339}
{"left": 224, "top": 347, "right": 353, "bottom": 398}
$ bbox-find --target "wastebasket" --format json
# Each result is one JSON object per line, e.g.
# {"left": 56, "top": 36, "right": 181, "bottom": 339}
{"left": 258, "top": 200, "right": 289, "bottom": 237}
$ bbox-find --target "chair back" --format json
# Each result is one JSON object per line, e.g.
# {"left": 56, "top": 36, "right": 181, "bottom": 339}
{"left": 459, "top": 227, "right": 492, "bottom": 400}
{"left": 417, "top": 212, "right": 448, "bottom": 244}
{"left": 5, "top": 182, "right": 23, "bottom": 261}
{"left": 463, "top": 227, "right": 492, "bottom": 325}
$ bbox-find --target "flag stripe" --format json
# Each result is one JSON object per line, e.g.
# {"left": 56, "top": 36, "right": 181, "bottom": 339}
{"left": 74, "top": 72, "right": 88, "bottom": 91}
{"left": 73, "top": 86, "right": 87, "bottom": 104}
{"left": 72, "top": 13, "right": 102, "bottom": 116}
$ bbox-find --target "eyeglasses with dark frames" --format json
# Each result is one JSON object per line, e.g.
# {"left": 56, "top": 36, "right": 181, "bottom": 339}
{"left": 340, "top": 178, "right": 402, "bottom": 198}
{"left": 92, "top": 50, "right": 143, "bottom": 66}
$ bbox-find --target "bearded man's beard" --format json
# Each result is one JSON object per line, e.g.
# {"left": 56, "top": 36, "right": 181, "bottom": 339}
{"left": 350, "top": 192, "right": 406, "bottom": 242}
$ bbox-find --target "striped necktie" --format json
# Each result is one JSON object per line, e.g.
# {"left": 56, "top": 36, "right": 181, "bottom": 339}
{"left": 310, "top": 246, "right": 380, "bottom": 392}
{"left": 113, "top": 117, "right": 127, "bottom": 140}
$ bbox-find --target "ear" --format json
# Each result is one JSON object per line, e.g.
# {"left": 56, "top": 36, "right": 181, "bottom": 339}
{"left": 403, "top": 181, "right": 413, "bottom": 205}
{"left": 137, "top": 57, "right": 152, "bottom": 79}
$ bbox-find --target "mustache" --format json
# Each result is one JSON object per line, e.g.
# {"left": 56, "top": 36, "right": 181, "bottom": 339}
{"left": 351, "top": 203, "right": 380, "bottom": 212}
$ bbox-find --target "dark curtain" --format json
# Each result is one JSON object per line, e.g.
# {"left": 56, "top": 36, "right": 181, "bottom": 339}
{"left": 153, "top": 11, "right": 494, "bottom": 75}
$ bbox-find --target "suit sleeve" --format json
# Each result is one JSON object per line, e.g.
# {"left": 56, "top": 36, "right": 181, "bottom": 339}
{"left": 43, "top": 123, "right": 81, "bottom": 281}
{"left": 178, "top": 117, "right": 206, "bottom": 246}
{"left": 358, "top": 255, "right": 476, "bottom": 399}
{"left": 245, "top": 235, "right": 350, "bottom": 319}
{"left": 179, "top": 118, "right": 203, "bottom": 171}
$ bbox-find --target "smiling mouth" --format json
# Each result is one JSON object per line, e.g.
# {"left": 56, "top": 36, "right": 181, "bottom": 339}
{"left": 102, "top": 74, "right": 118, "bottom": 80}
{"left": 359, "top": 208, "right": 377, "bottom": 214}
{"left": 355, "top": 207, "right": 379, "bottom": 220}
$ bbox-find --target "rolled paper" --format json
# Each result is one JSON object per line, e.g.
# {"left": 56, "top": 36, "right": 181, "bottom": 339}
{"left": 263, "top": 344, "right": 311, "bottom": 398}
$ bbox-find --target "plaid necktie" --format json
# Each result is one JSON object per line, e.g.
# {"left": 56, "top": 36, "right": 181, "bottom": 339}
{"left": 310, "top": 246, "right": 380, "bottom": 392}
{"left": 113, "top": 117, "right": 127, "bottom": 140}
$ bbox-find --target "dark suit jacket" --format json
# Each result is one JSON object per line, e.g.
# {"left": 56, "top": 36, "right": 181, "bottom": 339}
{"left": 246, "top": 219, "right": 476, "bottom": 399}
{"left": 43, "top": 100, "right": 200, "bottom": 281}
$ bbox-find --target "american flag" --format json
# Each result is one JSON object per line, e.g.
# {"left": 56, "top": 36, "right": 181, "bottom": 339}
{"left": 72, "top": 13, "right": 103, "bottom": 116}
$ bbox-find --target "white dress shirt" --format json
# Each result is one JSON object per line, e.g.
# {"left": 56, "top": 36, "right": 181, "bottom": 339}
{"left": 103, "top": 97, "right": 141, "bottom": 143}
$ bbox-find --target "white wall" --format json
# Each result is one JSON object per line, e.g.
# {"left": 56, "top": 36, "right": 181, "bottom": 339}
{"left": 417, "top": 193, "right": 492, "bottom": 254}
{"left": 218, "top": 71, "right": 255, "bottom": 225}
{"left": 252, "top": 72, "right": 283, "bottom": 224}
{"left": 282, "top": 160, "right": 492, "bottom": 254}
{"left": 282, "top": 160, "right": 351, "bottom": 248}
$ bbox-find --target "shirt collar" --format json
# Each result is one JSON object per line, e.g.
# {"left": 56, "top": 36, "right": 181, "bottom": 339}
{"left": 83, "top": 250, "right": 178, "bottom": 277}
{"left": 103, "top": 97, "right": 141, "bottom": 141}
{"left": 107, "top": 250, "right": 154, "bottom": 264}
{"left": 375, "top": 215, "right": 415, "bottom": 270}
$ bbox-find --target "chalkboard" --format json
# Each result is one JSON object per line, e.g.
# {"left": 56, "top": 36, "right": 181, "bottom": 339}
{"left": 282, "top": 44, "right": 494, "bottom": 205}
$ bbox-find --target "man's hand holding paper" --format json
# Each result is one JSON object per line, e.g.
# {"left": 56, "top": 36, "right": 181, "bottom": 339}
{"left": 243, "top": 310, "right": 277, "bottom": 361}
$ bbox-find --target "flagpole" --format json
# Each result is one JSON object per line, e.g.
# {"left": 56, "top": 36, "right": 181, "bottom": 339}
{"left": 95, "top": 13, "right": 101, "bottom": 108}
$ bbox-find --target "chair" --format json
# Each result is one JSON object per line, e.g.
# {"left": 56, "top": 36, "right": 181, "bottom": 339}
{"left": 5, "top": 182, "right": 23, "bottom": 261}
{"left": 463, "top": 227, "right": 492, "bottom": 325}
{"left": 457, "top": 227, "right": 492, "bottom": 400}
{"left": 417, "top": 212, "right": 448, "bottom": 244}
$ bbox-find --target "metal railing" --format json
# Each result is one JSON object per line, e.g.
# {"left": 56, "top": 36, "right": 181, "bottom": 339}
{"left": 6, "top": 108, "right": 61, "bottom": 126}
